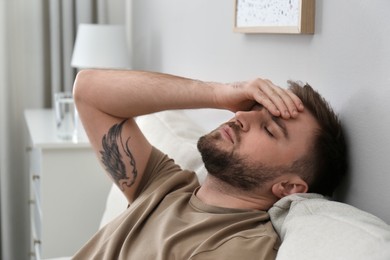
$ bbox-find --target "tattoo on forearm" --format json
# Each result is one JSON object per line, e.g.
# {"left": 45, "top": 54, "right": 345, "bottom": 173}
{"left": 100, "top": 120, "right": 137, "bottom": 191}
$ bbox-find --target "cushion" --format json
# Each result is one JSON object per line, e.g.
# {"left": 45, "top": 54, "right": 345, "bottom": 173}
{"left": 269, "top": 193, "right": 390, "bottom": 260}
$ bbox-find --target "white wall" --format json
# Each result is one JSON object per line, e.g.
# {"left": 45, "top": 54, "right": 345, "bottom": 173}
{"left": 130, "top": 0, "right": 390, "bottom": 223}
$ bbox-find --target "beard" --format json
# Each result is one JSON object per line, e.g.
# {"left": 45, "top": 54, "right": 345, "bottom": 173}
{"left": 197, "top": 122, "right": 286, "bottom": 191}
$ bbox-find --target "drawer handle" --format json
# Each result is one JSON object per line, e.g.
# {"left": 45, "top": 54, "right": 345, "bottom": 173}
{"left": 32, "top": 175, "right": 40, "bottom": 180}
{"left": 33, "top": 239, "right": 41, "bottom": 245}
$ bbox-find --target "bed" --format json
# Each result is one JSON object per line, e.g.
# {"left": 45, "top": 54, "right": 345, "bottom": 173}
{"left": 54, "top": 109, "right": 390, "bottom": 259}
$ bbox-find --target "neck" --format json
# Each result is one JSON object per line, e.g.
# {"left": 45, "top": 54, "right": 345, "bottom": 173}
{"left": 196, "top": 175, "right": 276, "bottom": 211}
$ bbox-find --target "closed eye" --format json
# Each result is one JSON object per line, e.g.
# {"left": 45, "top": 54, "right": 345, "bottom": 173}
{"left": 264, "top": 127, "right": 274, "bottom": 138}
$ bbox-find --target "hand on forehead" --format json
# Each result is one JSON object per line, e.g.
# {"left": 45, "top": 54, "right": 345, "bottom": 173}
{"left": 249, "top": 79, "right": 304, "bottom": 120}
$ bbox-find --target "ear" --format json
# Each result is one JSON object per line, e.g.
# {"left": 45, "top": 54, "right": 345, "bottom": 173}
{"left": 271, "top": 175, "right": 308, "bottom": 199}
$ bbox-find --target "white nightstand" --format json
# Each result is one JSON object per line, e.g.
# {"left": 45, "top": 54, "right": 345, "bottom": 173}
{"left": 24, "top": 109, "right": 112, "bottom": 259}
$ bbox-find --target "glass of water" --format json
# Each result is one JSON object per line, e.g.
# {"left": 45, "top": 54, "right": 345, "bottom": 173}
{"left": 54, "top": 92, "right": 77, "bottom": 140}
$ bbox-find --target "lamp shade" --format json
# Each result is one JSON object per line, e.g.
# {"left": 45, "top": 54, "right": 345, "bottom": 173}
{"left": 71, "top": 24, "right": 130, "bottom": 69}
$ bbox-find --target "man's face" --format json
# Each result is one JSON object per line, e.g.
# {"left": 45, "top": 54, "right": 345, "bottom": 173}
{"left": 197, "top": 105, "right": 319, "bottom": 191}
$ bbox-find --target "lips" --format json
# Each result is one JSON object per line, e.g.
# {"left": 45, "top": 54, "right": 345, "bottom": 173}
{"left": 220, "top": 125, "right": 235, "bottom": 143}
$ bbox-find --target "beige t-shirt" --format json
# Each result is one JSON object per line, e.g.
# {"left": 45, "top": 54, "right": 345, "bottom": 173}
{"left": 73, "top": 148, "right": 280, "bottom": 260}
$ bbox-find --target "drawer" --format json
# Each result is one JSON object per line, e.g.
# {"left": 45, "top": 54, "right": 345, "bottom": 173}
{"left": 29, "top": 148, "right": 42, "bottom": 179}
{"left": 30, "top": 179, "right": 42, "bottom": 242}
{"left": 30, "top": 202, "right": 41, "bottom": 240}
{"left": 31, "top": 175, "right": 42, "bottom": 217}
{"left": 34, "top": 239, "right": 41, "bottom": 260}
{"left": 30, "top": 200, "right": 42, "bottom": 260}
{"left": 31, "top": 237, "right": 41, "bottom": 260}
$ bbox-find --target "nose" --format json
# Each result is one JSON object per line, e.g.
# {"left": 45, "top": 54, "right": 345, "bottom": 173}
{"left": 235, "top": 109, "right": 268, "bottom": 132}
{"left": 234, "top": 110, "right": 256, "bottom": 132}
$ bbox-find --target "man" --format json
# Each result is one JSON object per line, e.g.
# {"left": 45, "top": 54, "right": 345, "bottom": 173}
{"left": 72, "top": 70, "right": 347, "bottom": 259}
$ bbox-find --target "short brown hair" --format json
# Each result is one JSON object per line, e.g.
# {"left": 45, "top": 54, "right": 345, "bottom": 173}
{"left": 288, "top": 81, "right": 348, "bottom": 197}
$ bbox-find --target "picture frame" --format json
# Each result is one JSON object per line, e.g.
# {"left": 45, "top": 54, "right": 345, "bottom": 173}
{"left": 234, "top": 0, "right": 315, "bottom": 34}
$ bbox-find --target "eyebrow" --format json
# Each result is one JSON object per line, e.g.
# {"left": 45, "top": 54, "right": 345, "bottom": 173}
{"left": 253, "top": 104, "right": 289, "bottom": 138}
{"left": 271, "top": 115, "right": 289, "bottom": 139}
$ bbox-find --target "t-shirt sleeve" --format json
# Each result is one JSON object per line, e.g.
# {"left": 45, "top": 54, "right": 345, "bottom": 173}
{"left": 133, "top": 147, "right": 200, "bottom": 201}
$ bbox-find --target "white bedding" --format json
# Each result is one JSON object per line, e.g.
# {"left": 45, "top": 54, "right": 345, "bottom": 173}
{"left": 269, "top": 193, "right": 390, "bottom": 260}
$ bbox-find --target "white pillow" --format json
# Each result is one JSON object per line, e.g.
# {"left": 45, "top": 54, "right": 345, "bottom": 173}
{"left": 99, "top": 110, "right": 210, "bottom": 227}
{"left": 269, "top": 193, "right": 390, "bottom": 260}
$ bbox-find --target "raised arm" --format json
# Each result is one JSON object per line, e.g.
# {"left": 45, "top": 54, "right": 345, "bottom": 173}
{"left": 73, "top": 70, "right": 223, "bottom": 202}
{"left": 73, "top": 70, "right": 303, "bottom": 203}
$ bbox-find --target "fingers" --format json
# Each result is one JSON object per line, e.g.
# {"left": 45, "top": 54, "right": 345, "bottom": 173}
{"left": 252, "top": 79, "right": 304, "bottom": 119}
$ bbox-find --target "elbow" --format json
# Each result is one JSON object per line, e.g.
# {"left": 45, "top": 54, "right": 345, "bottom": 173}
{"left": 73, "top": 69, "right": 95, "bottom": 105}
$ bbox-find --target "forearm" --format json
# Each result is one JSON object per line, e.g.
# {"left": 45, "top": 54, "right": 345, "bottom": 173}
{"left": 73, "top": 69, "right": 224, "bottom": 119}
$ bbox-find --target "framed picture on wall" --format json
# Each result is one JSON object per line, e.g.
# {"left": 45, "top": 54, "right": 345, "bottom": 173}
{"left": 234, "top": 0, "right": 315, "bottom": 34}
